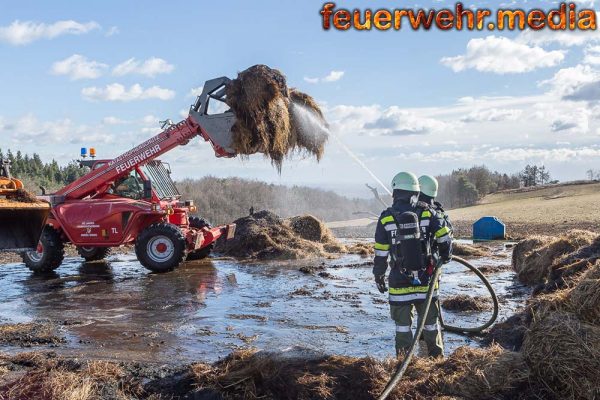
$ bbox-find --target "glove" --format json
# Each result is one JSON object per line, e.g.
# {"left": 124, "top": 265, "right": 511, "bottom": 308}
{"left": 375, "top": 275, "right": 387, "bottom": 293}
{"left": 438, "top": 242, "right": 452, "bottom": 264}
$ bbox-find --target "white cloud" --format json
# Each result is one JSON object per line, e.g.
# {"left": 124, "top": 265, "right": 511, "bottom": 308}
{"left": 102, "top": 116, "right": 127, "bottom": 125}
{"left": 187, "top": 86, "right": 204, "bottom": 98}
{"left": 460, "top": 108, "right": 522, "bottom": 123}
{"left": 517, "top": 15, "right": 600, "bottom": 48}
{"left": 82, "top": 83, "right": 175, "bottom": 102}
{"left": 363, "top": 107, "right": 451, "bottom": 136}
{"left": 539, "top": 64, "right": 600, "bottom": 96}
{"left": 51, "top": 54, "right": 108, "bottom": 80}
{"left": 303, "top": 77, "right": 320, "bottom": 84}
{"left": 0, "top": 20, "right": 100, "bottom": 46}
{"left": 112, "top": 57, "right": 174, "bottom": 77}
{"left": 1, "top": 113, "right": 114, "bottom": 145}
{"left": 141, "top": 115, "right": 159, "bottom": 126}
{"left": 583, "top": 45, "right": 600, "bottom": 65}
{"left": 323, "top": 70, "right": 345, "bottom": 82}
{"left": 441, "top": 36, "right": 565, "bottom": 74}
{"left": 304, "top": 70, "right": 345, "bottom": 83}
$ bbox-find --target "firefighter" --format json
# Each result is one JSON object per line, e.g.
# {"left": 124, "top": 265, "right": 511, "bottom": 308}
{"left": 418, "top": 175, "right": 453, "bottom": 235}
{"left": 373, "top": 172, "right": 452, "bottom": 358}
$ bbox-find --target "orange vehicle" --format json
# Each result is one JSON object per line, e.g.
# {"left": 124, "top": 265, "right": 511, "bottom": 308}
{"left": 0, "top": 158, "right": 50, "bottom": 252}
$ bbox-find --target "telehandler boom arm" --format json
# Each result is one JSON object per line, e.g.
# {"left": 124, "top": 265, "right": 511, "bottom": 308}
{"left": 56, "top": 77, "right": 237, "bottom": 201}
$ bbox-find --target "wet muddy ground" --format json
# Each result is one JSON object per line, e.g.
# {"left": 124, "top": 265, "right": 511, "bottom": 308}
{"left": 0, "top": 241, "right": 529, "bottom": 364}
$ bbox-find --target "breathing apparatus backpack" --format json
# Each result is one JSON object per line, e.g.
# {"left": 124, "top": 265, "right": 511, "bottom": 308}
{"left": 389, "top": 210, "right": 425, "bottom": 285}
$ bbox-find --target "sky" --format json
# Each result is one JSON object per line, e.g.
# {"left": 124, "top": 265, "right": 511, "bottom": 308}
{"left": 1, "top": 0, "right": 600, "bottom": 197}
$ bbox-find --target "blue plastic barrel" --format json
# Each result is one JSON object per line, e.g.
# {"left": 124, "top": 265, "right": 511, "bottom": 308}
{"left": 473, "top": 216, "right": 506, "bottom": 241}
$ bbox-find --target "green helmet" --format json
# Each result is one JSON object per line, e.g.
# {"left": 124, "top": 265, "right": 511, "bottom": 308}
{"left": 391, "top": 172, "right": 420, "bottom": 192}
{"left": 418, "top": 175, "right": 438, "bottom": 198}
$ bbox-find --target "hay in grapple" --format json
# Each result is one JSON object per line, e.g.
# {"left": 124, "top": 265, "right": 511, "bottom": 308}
{"left": 225, "top": 65, "right": 328, "bottom": 171}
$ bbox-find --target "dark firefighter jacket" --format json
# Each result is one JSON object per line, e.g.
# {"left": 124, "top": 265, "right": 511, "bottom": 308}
{"left": 373, "top": 200, "right": 452, "bottom": 305}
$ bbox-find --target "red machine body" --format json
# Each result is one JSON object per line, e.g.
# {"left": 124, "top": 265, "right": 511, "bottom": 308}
{"left": 48, "top": 118, "right": 232, "bottom": 251}
{"left": 24, "top": 78, "right": 239, "bottom": 273}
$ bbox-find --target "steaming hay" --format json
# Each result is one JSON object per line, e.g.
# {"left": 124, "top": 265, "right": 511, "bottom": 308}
{"left": 512, "top": 230, "right": 598, "bottom": 285}
{"left": 226, "top": 65, "right": 328, "bottom": 171}
{"left": 441, "top": 295, "right": 492, "bottom": 312}
{"left": 523, "top": 312, "right": 600, "bottom": 399}
{"left": 214, "top": 210, "right": 346, "bottom": 260}
{"left": 452, "top": 243, "right": 490, "bottom": 258}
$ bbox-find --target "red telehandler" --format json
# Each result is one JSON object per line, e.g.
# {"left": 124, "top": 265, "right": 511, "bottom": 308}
{"left": 19, "top": 78, "right": 238, "bottom": 273}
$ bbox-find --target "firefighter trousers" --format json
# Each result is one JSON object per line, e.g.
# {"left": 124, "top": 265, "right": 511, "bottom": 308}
{"left": 390, "top": 300, "right": 444, "bottom": 358}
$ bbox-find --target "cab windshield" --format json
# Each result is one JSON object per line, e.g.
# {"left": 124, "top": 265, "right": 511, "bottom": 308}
{"left": 113, "top": 171, "right": 144, "bottom": 200}
{"left": 141, "top": 161, "right": 180, "bottom": 200}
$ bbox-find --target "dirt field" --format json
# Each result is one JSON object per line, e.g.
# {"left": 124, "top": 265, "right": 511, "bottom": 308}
{"left": 448, "top": 182, "right": 600, "bottom": 239}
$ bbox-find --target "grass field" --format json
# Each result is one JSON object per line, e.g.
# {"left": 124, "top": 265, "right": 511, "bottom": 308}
{"left": 448, "top": 181, "right": 600, "bottom": 238}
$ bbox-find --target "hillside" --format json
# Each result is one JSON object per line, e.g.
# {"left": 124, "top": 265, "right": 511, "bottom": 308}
{"left": 178, "top": 177, "right": 380, "bottom": 225}
{"left": 448, "top": 181, "right": 600, "bottom": 238}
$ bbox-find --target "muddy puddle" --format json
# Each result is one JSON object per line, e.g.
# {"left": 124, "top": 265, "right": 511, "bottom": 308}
{"left": 0, "top": 241, "right": 529, "bottom": 364}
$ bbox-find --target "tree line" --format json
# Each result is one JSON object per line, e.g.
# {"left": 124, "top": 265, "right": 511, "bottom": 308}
{"left": 0, "top": 148, "right": 86, "bottom": 192}
{"left": 3, "top": 147, "right": 565, "bottom": 217}
{"left": 178, "top": 177, "right": 379, "bottom": 225}
{"left": 436, "top": 164, "right": 554, "bottom": 209}
{"left": 586, "top": 169, "right": 600, "bottom": 180}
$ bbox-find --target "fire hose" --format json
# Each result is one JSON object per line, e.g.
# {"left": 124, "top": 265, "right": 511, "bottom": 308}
{"left": 378, "top": 255, "right": 499, "bottom": 400}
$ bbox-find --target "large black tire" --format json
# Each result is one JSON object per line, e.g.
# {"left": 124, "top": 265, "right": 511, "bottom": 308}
{"left": 135, "top": 223, "right": 186, "bottom": 273}
{"left": 186, "top": 216, "right": 213, "bottom": 261}
{"left": 21, "top": 226, "right": 65, "bottom": 273}
{"left": 77, "top": 246, "right": 111, "bottom": 262}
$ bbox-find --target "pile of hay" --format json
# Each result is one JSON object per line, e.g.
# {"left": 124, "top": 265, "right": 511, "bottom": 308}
{"left": 480, "top": 232, "right": 600, "bottom": 399}
{"left": 512, "top": 230, "right": 598, "bottom": 285}
{"left": 189, "top": 345, "right": 537, "bottom": 400}
{"left": 0, "top": 354, "right": 138, "bottom": 400}
{"left": 523, "top": 312, "right": 600, "bottom": 399}
{"left": 347, "top": 242, "right": 375, "bottom": 256}
{"left": 226, "top": 65, "right": 328, "bottom": 171}
{"left": 214, "top": 210, "right": 346, "bottom": 260}
{"left": 452, "top": 243, "right": 491, "bottom": 258}
{"left": 441, "top": 295, "right": 492, "bottom": 312}
{"left": 438, "top": 345, "right": 531, "bottom": 399}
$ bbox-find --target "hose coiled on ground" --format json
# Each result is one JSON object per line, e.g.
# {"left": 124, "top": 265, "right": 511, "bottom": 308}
{"left": 377, "top": 255, "right": 499, "bottom": 400}
{"left": 440, "top": 255, "right": 499, "bottom": 333}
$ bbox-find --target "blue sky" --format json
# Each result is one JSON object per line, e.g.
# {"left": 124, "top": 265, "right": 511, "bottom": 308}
{"left": 1, "top": 0, "right": 600, "bottom": 196}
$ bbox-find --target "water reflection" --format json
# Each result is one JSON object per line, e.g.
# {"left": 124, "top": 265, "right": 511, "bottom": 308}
{"left": 0, "top": 247, "right": 531, "bottom": 363}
